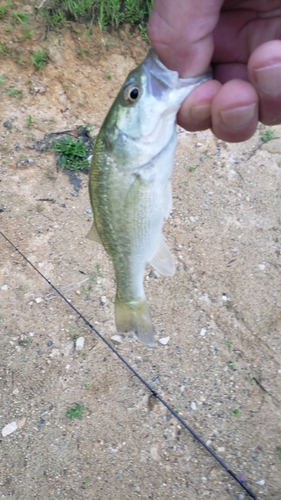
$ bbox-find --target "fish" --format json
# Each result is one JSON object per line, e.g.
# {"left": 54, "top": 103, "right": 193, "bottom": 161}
{"left": 87, "top": 49, "right": 211, "bottom": 347}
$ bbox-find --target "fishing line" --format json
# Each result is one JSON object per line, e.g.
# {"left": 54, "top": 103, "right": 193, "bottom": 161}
{"left": 0, "top": 230, "right": 258, "bottom": 500}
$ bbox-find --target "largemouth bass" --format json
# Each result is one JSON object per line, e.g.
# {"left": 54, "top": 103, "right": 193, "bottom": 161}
{"left": 87, "top": 49, "right": 210, "bottom": 347}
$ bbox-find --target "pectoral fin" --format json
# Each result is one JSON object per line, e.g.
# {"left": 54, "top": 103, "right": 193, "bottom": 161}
{"left": 149, "top": 233, "right": 175, "bottom": 276}
{"left": 86, "top": 223, "right": 102, "bottom": 244}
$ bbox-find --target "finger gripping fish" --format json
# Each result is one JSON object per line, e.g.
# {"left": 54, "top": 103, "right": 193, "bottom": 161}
{"left": 87, "top": 49, "right": 211, "bottom": 347}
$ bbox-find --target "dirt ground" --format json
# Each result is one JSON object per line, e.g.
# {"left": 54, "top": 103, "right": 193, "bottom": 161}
{"left": 1, "top": 7, "right": 281, "bottom": 500}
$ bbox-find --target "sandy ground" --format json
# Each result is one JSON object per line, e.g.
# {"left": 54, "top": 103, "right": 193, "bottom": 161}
{"left": 0, "top": 8, "right": 281, "bottom": 500}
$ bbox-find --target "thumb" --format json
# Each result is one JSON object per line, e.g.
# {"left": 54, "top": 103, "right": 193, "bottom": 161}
{"left": 148, "top": 0, "right": 223, "bottom": 78}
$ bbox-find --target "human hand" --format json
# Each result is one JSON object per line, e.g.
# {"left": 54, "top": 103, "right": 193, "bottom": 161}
{"left": 148, "top": 0, "right": 281, "bottom": 142}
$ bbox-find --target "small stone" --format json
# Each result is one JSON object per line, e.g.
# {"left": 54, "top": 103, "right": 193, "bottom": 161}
{"left": 258, "top": 264, "right": 265, "bottom": 271}
{"left": 29, "top": 332, "right": 35, "bottom": 337}
{"left": 217, "top": 447, "right": 225, "bottom": 452}
{"left": 35, "top": 297, "right": 42, "bottom": 303}
{"left": 111, "top": 335, "right": 123, "bottom": 344}
{"left": 47, "top": 341, "right": 53, "bottom": 347}
{"left": 17, "top": 417, "right": 26, "bottom": 429}
{"left": 66, "top": 364, "right": 70, "bottom": 370}
{"left": 231, "top": 247, "right": 239, "bottom": 253}
{"left": 2, "top": 421, "right": 17, "bottom": 437}
{"left": 84, "top": 207, "right": 92, "bottom": 213}
{"left": 256, "top": 479, "right": 265, "bottom": 486}
{"left": 3, "top": 121, "right": 12, "bottom": 130}
{"left": 222, "top": 294, "right": 228, "bottom": 301}
{"left": 1, "top": 285, "right": 8, "bottom": 290}
{"left": 159, "top": 336, "right": 170, "bottom": 345}
{"left": 190, "top": 402, "right": 196, "bottom": 410}
{"left": 38, "top": 262, "right": 44, "bottom": 268}
{"left": 200, "top": 328, "right": 206, "bottom": 336}
{"left": 75, "top": 336, "right": 85, "bottom": 351}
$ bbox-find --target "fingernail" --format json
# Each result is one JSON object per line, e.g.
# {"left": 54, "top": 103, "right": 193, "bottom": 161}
{"left": 255, "top": 63, "right": 281, "bottom": 95}
{"left": 190, "top": 103, "right": 211, "bottom": 122}
{"left": 220, "top": 103, "right": 257, "bottom": 129}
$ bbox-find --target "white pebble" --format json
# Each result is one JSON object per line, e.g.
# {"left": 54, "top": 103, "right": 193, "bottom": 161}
{"left": 2, "top": 421, "right": 18, "bottom": 437}
{"left": 38, "top": 262, "right": 44, "bottom": 268}
{"left": 222, "top": 294, "right": 228, "bottom": 301}
{"left": 75, "top": 336, "right": 85, "bottom": 351}
{"left": 1, "top": 284, "right": 8, "bottom": 290}
{"left": 256, "top": 479, "right": 265, "bottom": 486}
{"left": 217, "top": 447, "right": 225, "bottom": 452}
{"left": 35, "top": 297, "right": 42, "bottom": 303}
{"left": 190, "top": 402, "right": 197, "bottom": 410}
{"left": 200, "top": 328, "right": 206, "bottom": 336}
{"left": 111, "top": 335, "right": 123, "bottom": 344}
{"left": 29, "top": 332, "right": 35, "bottom": 337}
{"left": 159, "top": 336, "right": 170, "bottom": 345}
{"left": 258, "top": 264, "right": 265, "bottom": 271}
{"left": 66, "top": 364, "right": 70, "bottom": 370}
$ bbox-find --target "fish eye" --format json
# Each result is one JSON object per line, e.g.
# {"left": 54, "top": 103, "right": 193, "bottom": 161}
{"left": 123, "top": 84, "right": 141, "bottom": 104}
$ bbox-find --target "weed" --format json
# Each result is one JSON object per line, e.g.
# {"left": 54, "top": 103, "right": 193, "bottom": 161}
{"left": 31, "top": 49, "right": 48, "bottom": 70}
{"left": 44, "top": 170, "right": 55, "bottom": 180}
{"left": 261, "top": 129, "right": 275, "bottom": 142}
{"left": 249, "top": 373, "right": 254, "bottom": 381}
{"left": 0, "top": 41, "right": 13, "bottom": 57}
{"left": 14, "top": 12, "right": 29, "bottom": 23}
{"left": 53, "top": 137, "right": 89, "bottom": 171}
{"left": 0, "top": 75, "right": 6, "bottom": 85}
{"left": 71, "top": 334, "right": 78, "bottom": 348}
{"left": 226, "top": 340, "right": 233, "bottom": 348}
{"left": 88, "top": 264, "right": 103, "bottom": 284}
{"left": 7, "top": 88, "right": 23, "bottom": 98}
{"left": 66, "top": 403, "right": 86, "bottom": 420}
{"left": 17, "top": 55, "right": 25, "bottom": 65}
{"left": 85, "top": 383, "right": 91, "bottom": 389}
{"left": 39, "top": 0, "right": 153, "bottom": 33}
{"left": 231, "top": 409, "right": 240, "bottom": 417}
{"left": 36, "top": 203, "right": 43, "bottom": 213}
{"left": 76, "top": 48, "right": 87, "bottom": 59}
{"left": 27, "top": 115, "right": 33, "bottom": 126}
{"left": 189, "top": 166, "right": 197, "bottom": 172}
{"left": 0, "top": 6, "right": 7, "bottom": 17}
{"left": 173, "top": 407, "right": 181, "bottom": 413}
{"left": 21, "top": 29, "right": 34, "bottom": 40}
{"left": 229, "top": 360, "right": 236, "bottom": 370}
{"left": 82, "top": 479, "right": 89, "bottom": 489}
{"left": 107, "top": 74, "right": 112, "bottom": 80}
{"left": 82, "top": 352, "right": 87, "bottom": 360}
{"left": 68, "top": 325, "right": 75, "bottom": 333}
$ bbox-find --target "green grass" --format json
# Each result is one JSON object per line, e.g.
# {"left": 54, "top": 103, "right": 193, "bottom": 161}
{"left": 31, "top": 49, "right": 48, "bottom": 70}
{"left": 0, "top": 74, "right": 6, "bottom": 85}
{"left": 6, "top": 87, "right": 23, "bottom": 98}
{"left": 0, "top": 6, "right": 7, "bottom": 17}
{"left": 39, "top": 0, "right": 153, "bottom": 37}
{"left": 66, "top": 403, "right": 86, "bottom": 420}
{"left": 53, "top": 136, "right": 89, "bottom": 171}
{"left": 14, "top": 12, "right": 29, "bottom": 24}
{"left": 231, "top": 409, "right": 240, "bottom": 417}
{"left": 261, "top": 129, "right": 275, "bottom": 142}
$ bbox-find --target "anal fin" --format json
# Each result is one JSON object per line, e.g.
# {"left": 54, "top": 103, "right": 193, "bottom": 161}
{"left": 149, "top": 233, "right": 175, "bottom": 276}
{"left": 86, "top": 223, "right": 102, "bottom": 244}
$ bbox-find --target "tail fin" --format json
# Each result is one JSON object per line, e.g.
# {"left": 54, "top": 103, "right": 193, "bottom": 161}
{"left": 115, "top": 296, "right": 154, "bottom": 347}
